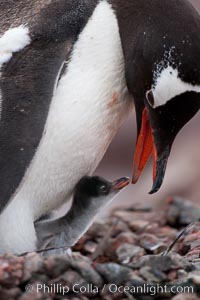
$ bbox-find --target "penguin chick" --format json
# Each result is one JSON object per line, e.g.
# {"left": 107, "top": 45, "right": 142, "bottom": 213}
{"left": 35, "top": 176, "right": 130, "bottom": 256}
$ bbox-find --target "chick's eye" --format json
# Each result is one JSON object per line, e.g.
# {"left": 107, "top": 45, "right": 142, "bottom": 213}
{"left": 100, "top": 185, "right": 108, "bottom": 194}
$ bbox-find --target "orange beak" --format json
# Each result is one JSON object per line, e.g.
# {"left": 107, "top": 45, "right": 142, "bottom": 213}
{"left": 132, "top": 108, "right": 157, "bottom": 184}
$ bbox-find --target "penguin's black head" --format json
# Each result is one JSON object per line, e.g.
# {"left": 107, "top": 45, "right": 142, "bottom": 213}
{"left": 117, "top": 0, "right": 200, "bottom": 194}
{"left": 74, "top": 176, "right": 130, "bottom": 209}
{"left": 146, "top": 90, "right": 200, "bottom": 193}
{"left": 133, "top": 61, "right": 200, "bottom": 194}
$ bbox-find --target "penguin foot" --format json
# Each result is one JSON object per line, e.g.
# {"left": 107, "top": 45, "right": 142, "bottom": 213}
{"left": 41, "top": 244, "right": 72, "bottom": 257}
{"left": 34, "top": 218, "right": 71, "bottom": 256}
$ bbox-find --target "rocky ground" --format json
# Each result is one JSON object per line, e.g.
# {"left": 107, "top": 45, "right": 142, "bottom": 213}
{"left": 0, "top": 197, "right": 200, "bottom": 300}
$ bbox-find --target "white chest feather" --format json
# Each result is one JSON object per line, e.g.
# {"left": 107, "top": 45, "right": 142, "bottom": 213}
{"left": 7, "top": 1, "right": 131, "bottom": 219}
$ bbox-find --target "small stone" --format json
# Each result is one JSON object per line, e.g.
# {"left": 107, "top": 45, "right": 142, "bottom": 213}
{"left": 125, "top": 272, "right": 145, "bottom": 286}
{"left": 168, "top": 270, "right": 178, "bottom": 281}
{"left": 129, "top": 220, "right": 149, "bottom": 232}
{"left": 71, "top": 255, "right": 103, "bottom": 286}
{"left": 116, "top": 232, "right": 138, "bottom": 244}
{"left": 116, "top": 244, "right": 145, "bottom": 264}
{"left": 107, "top": 232, "right": 138, "bottom": 257}
{"left": 83, "top": 241, "right": 98, "bottom": 254}
{"left": 193, "top": 260, "right": 200, "bottom": 271}
{"left": 156, "top": 226, "right": 177, "bottom": 239}
{"left": 96, "top": 263, "right": 132, "bottom": 285}
{"left": 72, "top": 235, "right": 89, "bottom": 252}
{"left": 183, "top": 230, "right": 200, "bottom": 250}
{"left": 188, "top": 272, "right": 200, "bottom": 285}
{"left": 87, "top": 222, "right": 109, "bottom": 239}
{"left": 42, "top": 256, "right": 71, "bottom": 278}
{"left": 139, "top": 266, "right": 163, "bottom": 284}
{"left": 110, "top": 220, "right": 130, "bottom": 236}
{"left": 177, "top": 269, "right": 188, "bottom": 278}
{"left": 185, "top": 247, "right": 200, "bottom": 261}
{"left": 139, "top": 233, "right": 165, "bottom": 253}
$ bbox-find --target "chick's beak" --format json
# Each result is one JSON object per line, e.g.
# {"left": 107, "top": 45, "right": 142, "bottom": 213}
{"left": 112, "top": 177, "right": 130, "bottom": 191}
{"left": 132, "top": 108, "right": 170, "bottom": 194}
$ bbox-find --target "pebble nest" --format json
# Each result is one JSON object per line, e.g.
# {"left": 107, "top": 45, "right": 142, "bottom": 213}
{"left": 0, "top": 197, "right": 200, "bottom": 300}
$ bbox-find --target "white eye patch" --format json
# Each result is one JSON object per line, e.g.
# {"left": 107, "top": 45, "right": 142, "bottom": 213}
{"left": 151, "top": 66, "right": 200, "bottom": 108}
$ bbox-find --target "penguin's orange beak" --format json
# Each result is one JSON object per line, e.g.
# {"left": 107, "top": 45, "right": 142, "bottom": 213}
{"left": 133, "top": 91, "right": 200, "bottom": 194}
{"left": 132, "top": 107, "right": 170, "bottom": 194}
{"left": 132, "top": 108, "right": 157, "bottom": 186}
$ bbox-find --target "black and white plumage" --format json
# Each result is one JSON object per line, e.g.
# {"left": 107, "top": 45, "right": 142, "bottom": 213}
{"left": 0, "top": 0, "right": 132, "bottom": 254}
{"left": 0, "top": 0, "right": 200, "bottom": 255}
{"left": 117, "top": 0, "right": 200, "bottom": 192}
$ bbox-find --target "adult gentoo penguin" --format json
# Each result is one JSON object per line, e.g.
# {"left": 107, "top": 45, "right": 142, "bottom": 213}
{"left": 0, "top": 0, "right": 132, "bottom": 254}
{"left": 35, "top": 176, "right": 130, "bottom": 256}
{"left": 117, "top": 0, "right": 200, "bottom": 193}
{"left": 0, "top": 0, "right": 200, "bottom": 255}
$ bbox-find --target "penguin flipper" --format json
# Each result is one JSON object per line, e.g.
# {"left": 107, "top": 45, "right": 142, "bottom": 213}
{"left": 0, "top": 1, "right": 97, "bottom": 214}
{"left": 0, "top": 22, "right": 72, "bottom": 214}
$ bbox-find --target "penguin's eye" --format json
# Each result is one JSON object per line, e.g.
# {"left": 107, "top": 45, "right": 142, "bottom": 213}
{"left": 146, "top": 90, "right": 155, "bottom": 108}
{"left": 99, "top": 185, "right": 108, "bottom": 194}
